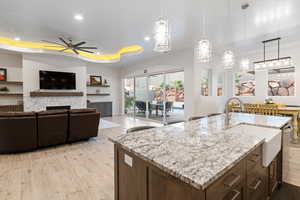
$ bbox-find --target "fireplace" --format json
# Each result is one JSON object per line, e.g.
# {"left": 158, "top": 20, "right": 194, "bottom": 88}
{"left": 46, "top": 105, "right": 71, "bottom": 111}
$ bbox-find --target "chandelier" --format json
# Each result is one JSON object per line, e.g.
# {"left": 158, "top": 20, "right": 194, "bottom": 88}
{"left": 223, "top": 50, "right": 235, "bottom": 69}
{"left": 254, "top": 38, "right": 292, "bottom": 71}
{"left": 196, "top": 40, "right": 212, "bottom": 63}
{"left": 154, "top": 18, "right": 171, "bottom": 53}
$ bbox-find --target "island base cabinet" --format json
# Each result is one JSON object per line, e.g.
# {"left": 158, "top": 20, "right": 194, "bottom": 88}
{"left": 115, "top": 144, "right": 278, "bottom": 200}
{"left": 148, "top": 168, "right": 205, "bottom": 200}
{"left": 268, "top": 153, "right": 282, "bottom": 198}
{"left": 115, "top": 145, "right": 147, "bottom": 200}
{"left": 206, "top": 158, "right": 246, "bottom": 200}
{"left": 115, "top": 145, "right": 205, "bottom": 200}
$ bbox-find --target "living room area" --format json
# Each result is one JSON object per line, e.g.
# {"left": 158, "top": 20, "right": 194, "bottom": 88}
{"left": 2, "top": 0, "right": 300, "bottom": 199}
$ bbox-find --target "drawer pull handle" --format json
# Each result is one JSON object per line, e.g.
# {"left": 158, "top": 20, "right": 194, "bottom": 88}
{"left": 250, "top": 179, "right": 262, "bottom": 190}
{"left": 224, "top": 174, "right": 241, "bottom": 188}
{"left": 229, "top": 189, "right": 241, "bottom": 200}
{"left": 249, "top": 154, "right": 260, "bottom": 163}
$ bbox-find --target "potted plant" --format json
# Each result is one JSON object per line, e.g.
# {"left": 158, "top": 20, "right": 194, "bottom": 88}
{"left": 265, "top": 97, "right": 274, "bottom": 104}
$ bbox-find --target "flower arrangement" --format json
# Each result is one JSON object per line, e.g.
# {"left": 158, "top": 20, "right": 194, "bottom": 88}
{"left": 265, "top": 97, "right": 274, "bottom": 104}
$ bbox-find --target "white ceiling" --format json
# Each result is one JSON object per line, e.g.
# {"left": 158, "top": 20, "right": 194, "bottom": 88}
{"left": 0, "top": 0, "right": 300, "bottom": 66}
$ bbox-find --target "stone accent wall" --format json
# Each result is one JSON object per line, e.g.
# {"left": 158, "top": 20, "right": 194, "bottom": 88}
{"left": 23, "top": 96, "right": 86, "bottom": 112}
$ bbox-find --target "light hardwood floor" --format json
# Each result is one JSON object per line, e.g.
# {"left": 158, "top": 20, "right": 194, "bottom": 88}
{"left": 0, "top": 116, "right": 299, "bottom": 200}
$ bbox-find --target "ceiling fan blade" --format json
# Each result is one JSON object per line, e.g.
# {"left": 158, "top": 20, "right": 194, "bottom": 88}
{"left": 74, "top": 41, "right": 86, "bottom": 47}
{"left": 78, "top": 49, "right": 95, "bottom": 54}
{"left": 59, "top": 37, "right": 69, "bottom": 46}
{"left": 44, "top": 45, "right": 66, "bottom": 48}
{"left": 41, "top": 40, "right": 64, "bottom": 46}
{"left": 77, "top": 47, "right": 98, "bottom": 49}
{"left": 59, "top": 48, "right": 69, "bottom": 52}
{"left": 73, "top": 49, "right": 79, "bottom": 54}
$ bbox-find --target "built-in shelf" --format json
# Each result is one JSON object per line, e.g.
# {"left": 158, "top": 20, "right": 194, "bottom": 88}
{"left": 87, "top": 84, "right": 110, "bottom": 88}
{"left": 0, "top": 81, "right": 23, "bottom": 85}
{"left": 87, "top": 93, "right": 110, "bottom": 96}
{"left": 0, "top": 92, "right": 23, "bottom": 97}
{"left": 30, "top": 91, "right": 84, "bottom": 97}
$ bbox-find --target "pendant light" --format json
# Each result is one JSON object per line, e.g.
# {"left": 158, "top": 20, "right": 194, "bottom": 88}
{"left": 240, "top": 3, "right": 250, "bottom": 72}
{"left": 223, "top": 50, "right": 235, "bottom": 69}
{"left": 154, "top": 0, "right": 171, "bottom": 53}
{"left": 154, "top": 17, "right": 171, "bottom": 52}
{"left": 196, "top": 1, "right": 212, "bottom": 63}
{"left": 223, "top": 0, "right": 235, "bottom": 69}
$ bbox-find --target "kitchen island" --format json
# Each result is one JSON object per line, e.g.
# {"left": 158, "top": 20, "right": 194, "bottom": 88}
{"left": 110, "top": 113, "right": 291, "bottom": 200}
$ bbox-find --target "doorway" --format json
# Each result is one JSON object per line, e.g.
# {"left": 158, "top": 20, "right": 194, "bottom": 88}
{"left": 123, "top": 70, "right": 184, "bottom": 123}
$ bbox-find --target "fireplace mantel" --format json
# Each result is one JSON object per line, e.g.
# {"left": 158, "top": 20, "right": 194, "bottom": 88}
{"left": 30, "top": 91, "right": 84, "bottom": 97}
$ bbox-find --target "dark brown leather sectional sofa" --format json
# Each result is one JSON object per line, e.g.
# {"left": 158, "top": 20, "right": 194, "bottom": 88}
{"left": 0, "top": 108, "right": 100, "bottom": 154}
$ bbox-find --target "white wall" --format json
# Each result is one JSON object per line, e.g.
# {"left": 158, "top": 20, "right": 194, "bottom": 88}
{"left": 22, "top": 54, "right": 87, "bottom": 111}
{"left": 0, "top": 52, "right": 23, "bottom": 105}
{"left": 86, "top": 63, "right": 122, "bottom": 116}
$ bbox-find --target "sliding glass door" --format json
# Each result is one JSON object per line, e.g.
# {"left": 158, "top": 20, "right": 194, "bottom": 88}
{"left": 124, "top": 70, "right": 184, "bottom": 123}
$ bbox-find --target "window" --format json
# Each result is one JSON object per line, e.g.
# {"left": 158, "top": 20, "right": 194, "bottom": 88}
{"left": 234, "top": 72, "right": 255, "bottom": 96}
{"left": 201, "top": 69, "right": 211, "bottom": 96}
{"left": 268, "top": 67, "right": 295, "bottom": 96}
{"left": 217, "top": 73, "right": 223, "bottom": 96}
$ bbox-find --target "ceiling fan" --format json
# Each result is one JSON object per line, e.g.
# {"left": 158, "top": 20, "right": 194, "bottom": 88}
{"left": 42, "top": 37, "right": 97, "bottom": 54}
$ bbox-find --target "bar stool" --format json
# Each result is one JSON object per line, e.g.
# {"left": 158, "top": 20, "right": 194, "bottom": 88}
{"left": 126, "top": 126, "right": 157, "bottom": 133}
{"left": 188, "top": 115, "right": 206, "bottom": 121}
{"left": 164, "top": 120, "right": 185, "bottom": 126}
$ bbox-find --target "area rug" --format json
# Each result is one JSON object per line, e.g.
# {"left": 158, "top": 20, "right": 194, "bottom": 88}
{"left": 99, "top": 119, "right": 120, "bottom": 129}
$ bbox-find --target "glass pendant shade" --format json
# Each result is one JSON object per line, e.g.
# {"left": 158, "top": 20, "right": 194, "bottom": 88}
{"left": 223, "top": 50, "right": 235, "bottom": 69}
{"left": 154, "top": 18, "right": 171, "bottom": 53}
{"left": 240, "top": 58, "right": 250, "bottom": 72}
{"left": 196, "top": 39, "right": 212, "bottom": 63}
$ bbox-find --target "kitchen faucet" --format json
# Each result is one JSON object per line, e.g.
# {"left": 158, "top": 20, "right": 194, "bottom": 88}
{"left": 225, "top": 97, "right": 244, "bottom": 128}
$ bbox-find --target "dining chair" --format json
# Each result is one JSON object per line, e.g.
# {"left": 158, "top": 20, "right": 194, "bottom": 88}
{"left": 208, "top": 113, "right": 222, "bottom": 117}
{"left": 244, "top": 104, "right": 258, "bottom": 114}
{"left": 257, "top": 104, "right": 279, "bottom": 116}
{"left": 126, "top": 126, "right": 157, "bottom": 133}
{"left": 188, "top": 115, "right": 206, "bottom": 121}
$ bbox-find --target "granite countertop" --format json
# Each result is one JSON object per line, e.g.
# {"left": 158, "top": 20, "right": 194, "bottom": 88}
{"left": 110, "top": 113, "right": 291, "bottom": 190}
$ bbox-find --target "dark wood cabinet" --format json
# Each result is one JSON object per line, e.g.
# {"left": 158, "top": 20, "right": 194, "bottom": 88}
{"left": 115, "top": 144, "right": 280, "bottom": 200}
{"left": 246, "top": 146, "right": 268, "bottom": 200}
{"left": 268, "top": 153, "right": 281, "bottom": 198}
{"left": 207, "top": 160, "right": 246, "bottom": 200}
{"left": 115, "top": 147, "right": 147, "bottom": 200}
{"left": 148, "top": 167, "right": 204, "bottom": 200}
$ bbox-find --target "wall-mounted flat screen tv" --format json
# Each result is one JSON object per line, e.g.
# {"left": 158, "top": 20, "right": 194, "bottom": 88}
{"left": 39, "top": 70, "right": 76, "bottom": 90}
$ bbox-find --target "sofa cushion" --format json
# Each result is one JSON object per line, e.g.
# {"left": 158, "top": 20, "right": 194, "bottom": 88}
{"left": 0, "top": 112, "right": 35, "bottom": 117}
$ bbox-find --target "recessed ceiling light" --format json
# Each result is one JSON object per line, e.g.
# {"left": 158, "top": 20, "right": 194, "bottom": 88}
{"left": 144, "top": 36, "right": 151, "bottom": 41}
{"left": 74, "top": 14, "right": 84, "bottom": 21}
{"left": 14, "top": 37, "right": 20, "bottom": 41}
